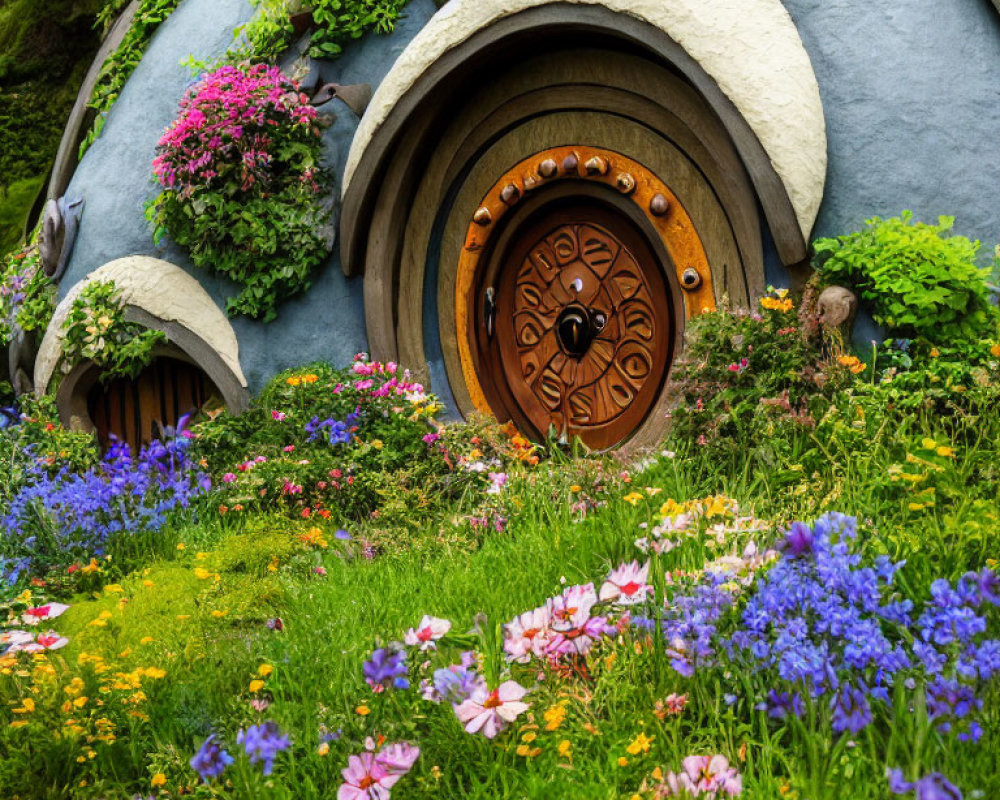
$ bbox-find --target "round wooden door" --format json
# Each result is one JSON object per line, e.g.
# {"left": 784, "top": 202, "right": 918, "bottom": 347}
{"left": 483, "top": 202, "right": 674, "bottom": 450}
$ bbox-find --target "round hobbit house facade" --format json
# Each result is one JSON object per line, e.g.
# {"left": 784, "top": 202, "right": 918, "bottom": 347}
{"left": 11, "top": 0, "right": 1000, "bottom": 451}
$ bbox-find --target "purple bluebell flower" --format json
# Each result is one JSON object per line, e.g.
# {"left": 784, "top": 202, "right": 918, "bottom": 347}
{"left": 888, "top": 768, "right": 962, "bottom": 800}
{"left": 830, "top": 684, "right": 872, "bottom": 734}
{"left": 766, "top": 689, "right": 804, "bottom": 720}
{"left": 780, "top": 521, "right": 814, "bottom": 557}
{"left": 237, "top": 721, "right": 291, "bottom": 776}
{"left": 190, "top": 734, "right": 234, "bottom": 782}
{"left": 432, "top": 665, "right": 485, "bottom": 705}
{"left": 363, "top": 647, "right": 409, "bottom": 692}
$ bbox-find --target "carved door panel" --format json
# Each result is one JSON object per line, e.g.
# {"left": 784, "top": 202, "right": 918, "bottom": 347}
{"left": 490, "top": 204, "right": 673, "bottom": 450}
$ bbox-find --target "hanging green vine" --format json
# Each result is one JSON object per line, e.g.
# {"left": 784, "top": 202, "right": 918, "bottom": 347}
{"left": 78, "top": 0, "right": 183, "bottom": 158}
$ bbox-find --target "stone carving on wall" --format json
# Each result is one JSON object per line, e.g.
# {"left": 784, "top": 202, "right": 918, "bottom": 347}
{"left": 38, "top": 197, "right": 84, "bottom": 282}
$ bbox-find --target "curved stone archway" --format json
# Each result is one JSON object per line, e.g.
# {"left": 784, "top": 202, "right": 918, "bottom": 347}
{"left": 35, "top": 257, "right": 249, "bottom": 431}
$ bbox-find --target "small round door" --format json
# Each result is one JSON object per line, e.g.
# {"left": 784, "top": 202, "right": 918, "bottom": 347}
{"left": 478, "top": 201, "right": 674, "bottom": 450}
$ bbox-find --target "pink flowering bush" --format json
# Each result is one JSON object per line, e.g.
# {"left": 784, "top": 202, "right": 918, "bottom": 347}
{"left": 148, "top": 63, "right": 331, "bottom": 322}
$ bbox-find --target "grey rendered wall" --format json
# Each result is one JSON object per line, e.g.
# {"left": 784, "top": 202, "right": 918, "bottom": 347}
{"left": 782, "top": 0, "right": 1000, "bottom": 248}
{"left": 60, "top": 0, "right": 440, "bottom": 393}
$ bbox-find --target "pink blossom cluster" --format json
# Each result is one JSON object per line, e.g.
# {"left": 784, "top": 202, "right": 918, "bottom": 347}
{"left": 655, "top": 755, "right": 742, "bottom": 797}
{"left": 153, "top": 63, "right": 320, "bottom": 196}
{"left": 350, "top": 355, "right": 425, "bottom": 398}
{"left": 504, "top": 581, "right": 624, "bottom": 663}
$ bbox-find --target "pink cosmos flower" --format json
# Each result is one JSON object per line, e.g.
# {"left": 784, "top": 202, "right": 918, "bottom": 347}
{"left": 658, "top": 755, "right": 742, "bottom": 797}
{"left": 403, "top": 616, "right": 452, "bottom": 651}
{"left": 22, "top": 602, "right": 70, "bottom": 625}
{"left": 454, "top": 680, "right": 530, "bottom": 738}
{"left": 375, "top": 742, "right": 420, "bottom": 776}
{"left": 503, "top": 606, "right": 552, "bottom": 662}
{"left": 338, "top": 752, "right": 393, "bottom": 800}
{"left": 222, "top": 472, "right": 237, "bottom": 483}
{"left": 272, "top": 410, "right": 286, "bottom": 421}
{"left": 338, "top": 744, "right": 420, "bottom": 800}
{"left": 599, "top": 561, "right": 653, "bottom": 605}
{"left": 546, "top": 583, "right": 609, "bottom": 658}
{"left": 0, "top": 630, "right": 35, "bottom": 652}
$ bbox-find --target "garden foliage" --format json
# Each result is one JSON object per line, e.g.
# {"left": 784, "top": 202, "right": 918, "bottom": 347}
{"left": 813, "top": 212, "right": 998, "bottom": 347}
{"left": 229, "top": 0, "right": 411, "bottom": 63}
{"left": 0, "top": 243, "right": 55, "bottom": 347}
{"left": 59, "top": 280, "right": 166, "bottom": 382}
{"left": 147, "top": 63, "right": 331, "bottom": 321}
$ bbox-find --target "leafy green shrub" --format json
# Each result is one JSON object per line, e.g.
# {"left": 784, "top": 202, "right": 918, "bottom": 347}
{"left": 147, "top": 63, "right": 331, "bottom": 321}
{"left": 813, "top": 211, "right": 998, "bottom": 346}
{"left": 60, "top": 280, "right": 165, "bottom": 382}
{"left": 668, "top": 289, "right": 859, "bottom": 460}
{"left": 0, "top": 244, "right": 56, "bottom": 347}
{"left": 225, "top": 0, "right": 410, "bottom": 63}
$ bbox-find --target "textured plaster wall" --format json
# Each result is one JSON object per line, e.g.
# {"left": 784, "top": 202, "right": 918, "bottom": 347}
{"left": 60, "top": 0, "right": 439, "bottom": 393}
{"left": 781, "top": 0, "right": 1000, "bottom": 247}
{"left": 344, "top": 0, "right": 828, "bottom": 240}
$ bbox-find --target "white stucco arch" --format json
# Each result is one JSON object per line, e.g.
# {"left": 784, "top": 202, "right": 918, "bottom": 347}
{"left": 344, "top": 0, "right": 827, "bottom": 240}
{"left": 35, "top": 256, "right": 247, "bottom": 395}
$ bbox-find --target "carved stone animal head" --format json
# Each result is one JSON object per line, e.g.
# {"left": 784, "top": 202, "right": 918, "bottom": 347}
{"left": 816, "top": 285, "right": 859, "bottom": 332}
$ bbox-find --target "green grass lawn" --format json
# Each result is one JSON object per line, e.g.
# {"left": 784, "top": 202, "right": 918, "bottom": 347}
{"left": 2, "top": 326, "right": 999, "bottom": 800}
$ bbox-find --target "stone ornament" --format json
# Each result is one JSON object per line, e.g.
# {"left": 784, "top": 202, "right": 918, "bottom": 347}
{"left": 38, "top": 197, "right": 84, "bottom": 282}
{"left": 816, "top": 285, "right": 859, "bottom": 334}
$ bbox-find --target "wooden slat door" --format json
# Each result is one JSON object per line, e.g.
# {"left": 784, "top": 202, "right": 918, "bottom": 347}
{"left": 88, "top": 357, "right": 217, "bottom": 452}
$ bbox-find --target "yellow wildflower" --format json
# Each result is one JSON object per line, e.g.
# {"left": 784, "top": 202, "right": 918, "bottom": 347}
{"left": 355, "top": 705, "right": 370, "bottom": 716}
{"left": 143, "top": 667, "right": 166, "bottom": 680}
{"left": 249, "top": 680, "right": 265, "bottom": 693}
{"left": 515, "top": 744, "right": 541, "bottom": 758}
{"left": 193, "top": 567, "right": 212, "bottom": 580}
{"left": 618, "top": 757, "right": 629, "bottom": 767}
{"left": 104, "top": 584, "right": 124, "bottom": 594}
{"left": 151, "top": 774, "right": 167, "bottom": 788}
{"left": 623, "top": 492, "right": 644, "bottom": 505}
{"left": 211, "top": 609, "right": 229, "bottom": 618}
{"left": 626, "top": 732, "right": 654, "bottom": 755}
{"left": 557, "top": 740, "right": 572, "bottom": 759}
{"left": 13, "top": 698, "right": 35, "bottom": 713}
{"left": 140, "top": 636, "right": 155, "bottom": 645}
{"left": 936, "top": 446, "right": 955, "bottom": 458}
{"left": 142, "top": 580, "right": 155, "bottom": 588}
{"left": 176, "top": 542, "right": 186, "bottom": 551}
{"left": 543, "top": 704, "right": 567, "bottom": 731}
{"left": 371, "top": 439, "right": 384, "bottom": 450}
{"left": 318, "top": 742, "right": 330, "bottom": 757}
{"left": 991, "top": 343, "right": 1000, "bottom": 357}
{"left": 929, "top": 348, "right": 940, "bottom": 357}
{"left": 520, "top": 731, "right": 537, "bottom": 743}
{"left": 196, "top": 552, "right": 209, "bottom": 560}
{"left": 73, "top": 696, "right": 88, "bottom": 708}
{"left": 258, "top": 664, "right": 274, "bottom": 678}
{"left": 569, "top": 484, "right": 582, "bottom": 493}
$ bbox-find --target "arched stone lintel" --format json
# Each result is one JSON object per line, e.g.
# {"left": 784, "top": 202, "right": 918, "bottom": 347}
{"left": 341, "top": 1, "right": 826, "bottom": 272}
{"left": 35, "top": 257, "right": 248, "bottom": 403}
